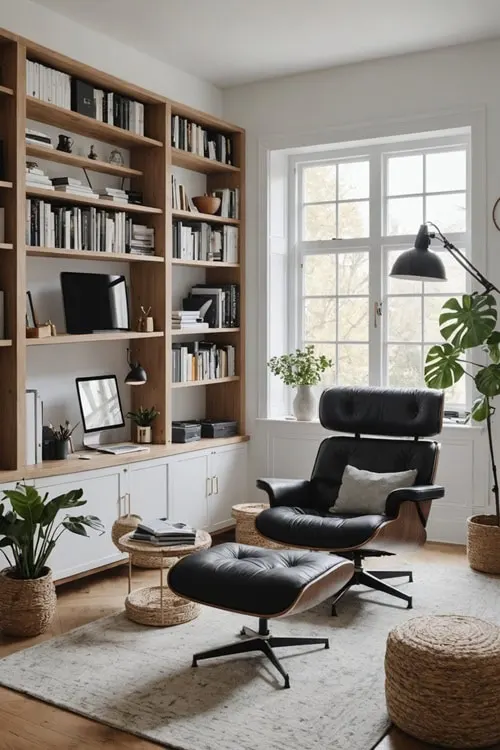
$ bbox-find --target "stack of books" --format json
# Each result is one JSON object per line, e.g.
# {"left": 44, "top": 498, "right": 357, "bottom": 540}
{"left": 172, "top": 310, "right": 209, "bottom": 332}
{"left": 129, "top": 224, "right": 155, "bottom": 256}
{"left": 26, "top": 164, "right": 54, "bottom": 190}
{"left": 172, "top": 221, "right": 238, "bottom": 263}
{"left": 52, "top": 177, "right": 98, "bottom": 199}
{"left": 26, "top": 128, "right": 53, "bottom": 149}
{"left": 131, "top": 519, "right": 196, "bottom": 546}
{"left": 98, "top": 187, "right": 129, "bottom": 205}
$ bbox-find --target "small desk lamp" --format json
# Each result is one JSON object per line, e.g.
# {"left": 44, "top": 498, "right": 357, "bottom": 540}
{"left": 389, "top": 222, "right": 500, "bottom": 295}
{"left": 125, "top": 348, "right": 147, "bottom": 385}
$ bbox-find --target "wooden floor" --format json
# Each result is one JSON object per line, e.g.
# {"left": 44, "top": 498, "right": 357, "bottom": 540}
{"left": 0, "top": 542, "right": 495, "bottom": 750}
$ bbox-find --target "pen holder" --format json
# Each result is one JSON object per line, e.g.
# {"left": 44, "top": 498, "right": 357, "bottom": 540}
{"left": 138, "top": 316, "right": 154, "bottom": 332}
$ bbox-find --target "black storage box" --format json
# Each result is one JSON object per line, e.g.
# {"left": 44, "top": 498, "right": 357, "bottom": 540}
{"left": 71, "top": 79, "right": 96, "bottom": 118}
{"left": 172, "top": 421, "right": 201, "bottom": 443}
{"left": 200, "top": 420, "right": 238, "bottom": 439}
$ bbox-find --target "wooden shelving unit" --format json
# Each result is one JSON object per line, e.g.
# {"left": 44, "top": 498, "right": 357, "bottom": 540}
{"left": 0, "top": 26, "right": 246, "bottom": 479}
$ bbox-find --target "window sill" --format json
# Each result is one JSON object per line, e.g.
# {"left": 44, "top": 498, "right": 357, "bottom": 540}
{"left": 256, "top": 416, "right": 483, "bottom": 433}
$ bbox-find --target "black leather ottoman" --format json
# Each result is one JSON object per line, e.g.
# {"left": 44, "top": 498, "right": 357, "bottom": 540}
{"left": 168, "top": 542, "right": 354, "bottom": 688}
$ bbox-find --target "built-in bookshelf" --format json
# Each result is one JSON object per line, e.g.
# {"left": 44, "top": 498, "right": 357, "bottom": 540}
{"left": 0, "top": 26, "right": 246, "bottom": 479}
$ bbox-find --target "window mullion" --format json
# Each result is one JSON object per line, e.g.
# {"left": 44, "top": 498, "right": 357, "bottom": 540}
{"left": 369, "top": 151, "right": 383, "bottom": 387}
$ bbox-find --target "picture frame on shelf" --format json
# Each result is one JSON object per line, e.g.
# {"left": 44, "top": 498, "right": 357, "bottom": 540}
{"left": 26, "top": 291, "right": 37, "bottom": 329}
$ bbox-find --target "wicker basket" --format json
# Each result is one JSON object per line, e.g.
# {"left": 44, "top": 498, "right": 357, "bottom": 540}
{"left": 0, "top": 567, "right": 57, "bottom": 637}
{"left": 231, "top": 503, "right": 287, "bottom": 549}
{"left": 125, "top": 585, "right": 200, "bottom": 627}
{"left": 112, "top": 515, "right": 175, "bottom": 569}
{"left": 467, "top": 515, "right": 500, "bottom": 574}
{"left": 385, "top": 615, "right": 500, "bottom": 748}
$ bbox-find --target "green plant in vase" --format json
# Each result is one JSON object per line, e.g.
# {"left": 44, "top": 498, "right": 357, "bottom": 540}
{"left": 424, "top": 293, "right": 500, "bottom": 572}
{"left": 127, "top": 406, "right": 159, "bottom": 444}
{"left": 268, "top": 345, "right": 333, "bottom": 421}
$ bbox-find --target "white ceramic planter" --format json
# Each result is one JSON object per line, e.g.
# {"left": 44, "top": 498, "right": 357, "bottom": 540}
{"left": 293, "top": 386, "right": 316, "bottom": 421}
{"left": 137, "top": 425, "right": 152, "bottom": 444}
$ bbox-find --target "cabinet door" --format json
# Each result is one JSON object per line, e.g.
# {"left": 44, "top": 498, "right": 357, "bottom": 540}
{"left": 209, "top": 446, "right": 247, "bottom": 531}
{"left": 35, "top": 469, "right": 123, "bottom": 581}
{"left": 168, "top": 453, "right": 209, "bottom": 530}
{"left": 128, "top": 462, "right": 168, "bottom": 520}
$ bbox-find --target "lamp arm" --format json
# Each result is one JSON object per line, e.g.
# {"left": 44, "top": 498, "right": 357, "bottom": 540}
{"left": 426, "top": 222, "right": 500, "bottom": 296}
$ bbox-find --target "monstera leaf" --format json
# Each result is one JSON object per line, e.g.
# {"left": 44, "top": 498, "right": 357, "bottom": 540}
{"left": 471, "top": 396, "right": 491, "bottom": 422}
{"left": 475, "top": 364, "right": 500, "bottom": 398}
{"left": 424, "top": 344, "right": 465, "bottom": 389}
{"left": 486, "top": 331, "right": 500, "bottom": 364}
{"left": 439, "top": 294, "right": 497, "bottom": 349}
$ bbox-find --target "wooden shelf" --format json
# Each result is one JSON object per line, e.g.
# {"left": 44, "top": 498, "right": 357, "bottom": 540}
{"left": 171, "top": 148, "right": 240, "bottom": 175}
{"left": 27, "top": 246, "right": 164, "bottom": 263}
{"left": 26, "top": 186, "right": 162, "bottom": 214}
{"left": 172, "top": 376, "right": 240, "bottom": 389}
{"left": 26, "top": 97, "right": 163, "bottom": 149}
{"left": 171, "top": 328, "right": 240, "bottom": 336}
{"left": 0, "top": 180, "right": 13, "bottom": 189}
{"left": 26, "top": 331, "right": 164, "bottom": 346}
{"left": 0, "top": 84, "right": 14, "bottom": 96}
{"left": 0, "top": 243, "right": 13, "bottom": 250}
{"left": 171, "top": 258, "right": 239, "bottom": 269}
{"left": 0, "top": 339, "right": 12, "bottom": 347}
{"left": 172, "top": 209, "right": 239, "bottom": 226}
{"left": 26, "top": 143, "right": 143, "bottom": 179}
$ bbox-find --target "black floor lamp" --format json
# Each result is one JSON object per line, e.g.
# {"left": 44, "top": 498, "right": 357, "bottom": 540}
{"left": 389, "top": 222, "right": 499, "bottom": 295}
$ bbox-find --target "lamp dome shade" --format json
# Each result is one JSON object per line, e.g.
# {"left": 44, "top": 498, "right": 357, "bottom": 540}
{"left": 390, "top": 247, "right": 447, "bottom": 283}
{"left": 125, "top": 363, "right": 147, "bottom": 385}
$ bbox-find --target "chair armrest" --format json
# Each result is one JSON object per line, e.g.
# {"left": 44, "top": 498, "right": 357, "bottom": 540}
{"left": 256, "top": 478, "right": 312, "bottom": 508}
{"left": 385, "top": 485, "right": 445, "bottom": 518}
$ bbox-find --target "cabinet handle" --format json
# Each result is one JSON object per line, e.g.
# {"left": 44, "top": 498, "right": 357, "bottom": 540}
{"left": 126, "top": 492, "right": 131, "bottom": 516}
{"left": 213, "top": 475, "right": 219, "bottom": 494}
{"left": 206, "top": 477, "right": 212, "bottom": 496}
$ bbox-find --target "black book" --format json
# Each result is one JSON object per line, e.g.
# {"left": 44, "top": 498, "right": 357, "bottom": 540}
{"left": 183, "top": 294, "right": 216, "bottom": 327}
{"left": 71, "top": 79, "right": 96, "bottom": 119}
{"left": 113, "top": 94, "right": 121, "bottom": 128}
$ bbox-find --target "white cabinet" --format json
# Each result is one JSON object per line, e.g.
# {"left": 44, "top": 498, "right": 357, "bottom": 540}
{"left": 35, "top": 467, "right": 125, "bottom": 582}
{"left": 127, "top": 461, "right": 168, "bottom": 520}
{"left": 168, "top": 452, "right": 210, "bottom": 529}
{"left": 208, "top": 445, "right": 247, "bottom": 531}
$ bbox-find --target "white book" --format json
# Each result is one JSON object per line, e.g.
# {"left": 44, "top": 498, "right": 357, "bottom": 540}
{"left": 25, "top": 391, "right": 36, "bottom": 466}
{"left": 35, "top": 391, "right": 43, "bottom": 464}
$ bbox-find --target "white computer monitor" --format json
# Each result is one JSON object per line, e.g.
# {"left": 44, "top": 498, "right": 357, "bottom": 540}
{"left": 76, "top": 375, "right": 125, "bottom": 434}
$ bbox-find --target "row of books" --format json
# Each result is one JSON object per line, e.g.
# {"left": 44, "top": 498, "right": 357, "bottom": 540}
{"left": 171, "top": 176, "right": 196, "bottom": 213}
{"left": 172, "top": 311, "right": 208, "bottom": 332}
{"left": 172, "top": 221, "right": 238, "bottom": 263}
{"left": 131, "top": 519, "right": 196, "bottom": 547}
{"left": 183, "top": 284, "right": 240, "bottom": 329}
{"left": 26, "top": 59, "right": 145, "bottom": 136}
{"left": 172, "top": 342, "right": 236, "bottom": 383}
{"left": 25, "top": 199, "right": 155, "bottom": 255}
{"left": 171, "top": 178, "right": 239, "bottom": 221}
{"left": 171, "top": 115, "right": 233, "bottom": 165}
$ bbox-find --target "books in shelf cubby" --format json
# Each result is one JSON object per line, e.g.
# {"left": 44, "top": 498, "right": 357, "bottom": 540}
{"left": 172, "top": 341, "right": 236, "bottom": 384}
{"left": 172, "top": 221, "right": 238, "bottom": 263}
{"left": 26, "top": 59, "right": 145, "bottom": 135}
{"left": 171, "top": 114, "right": 233, "bottom": 165}
{"left": 183, "top": 283, "right": 240, "bottom": 329}
{"left": 171, "top": 177, "right": 239, "bottom": 219}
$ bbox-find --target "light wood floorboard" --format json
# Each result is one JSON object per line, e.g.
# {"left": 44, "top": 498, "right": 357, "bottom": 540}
{"left": 0, "top": 542, "right": 495, "bottom": 750}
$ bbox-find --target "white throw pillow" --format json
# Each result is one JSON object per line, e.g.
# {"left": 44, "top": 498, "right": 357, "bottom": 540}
{"left": 330, "top": 464, "right": 418, "bottom": 515}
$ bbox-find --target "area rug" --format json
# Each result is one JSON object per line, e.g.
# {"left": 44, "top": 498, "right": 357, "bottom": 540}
{"left": 1, "top": 560, "right": 499, "bottom": 750}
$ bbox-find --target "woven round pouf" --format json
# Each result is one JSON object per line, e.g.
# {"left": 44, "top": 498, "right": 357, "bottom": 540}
{"left": 385, "top": 615, "right": 500, "bottom": 748}
{"left": 112, "top": 514, "right": 142, "bottom": 551}
{"left": 125, "top": 586, "right": 200, "bottom": 627}
{"left": 231, "top": 503, "right": 286, "bottom": 549}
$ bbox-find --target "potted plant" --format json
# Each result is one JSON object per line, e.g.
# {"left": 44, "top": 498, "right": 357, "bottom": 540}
{"left": 50, "top": 420, "right": 79, "bottom": 459}
{"left": 424, "top": 293, "right": 500, "bottom": 573}
{"left": 0, "top": 484, "right": 104, "bottom": 636}
{"left": 127, "top": 406, "right": 159, "bottom": 444}
{"left": 267, "top": 345, "right": 333, "bottom": 421}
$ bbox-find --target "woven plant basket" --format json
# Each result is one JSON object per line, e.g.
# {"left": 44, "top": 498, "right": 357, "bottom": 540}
{"left": 112, "top": 514, "right": 142, "bottom": 551}
{"left": 0, "top": 567, "right": 56, "bottom": 637}
{"left": 385, "top": 615, "right": 500, "bottom": 748}
{"left": 467, "top": 515, "right": 500, "bottom": 574}
{"left": 231, "top": 503, "right": 287, "bottom": 550}
{"left": 125, "top": 585, "right": 200, "bottom": 627}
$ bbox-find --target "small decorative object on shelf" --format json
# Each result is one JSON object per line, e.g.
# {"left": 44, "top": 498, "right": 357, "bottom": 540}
{"left": 127, "top": 406, "right": 159, "bottom": 444}
{"left": 0, "top": 484, "right": 104, "bottom": 636}
{"left": 109, "top": 148, "right": 124, "bottom": 166}
{"left": 56, "top": 134, "right": 73, "bottom": 153}
{"left": 50, "top": 420, "right": 79, "bottom": 460}
{"left": 267, "top": 345, "right": 333, "bottom": 421}
{"left": 26, "top": 324, "right": 51, "bottom": 339}
{"left": 25, "top": 290, "right": 37, "bottom": 328}
{"left": 137, "top": 305, "right": 154, "bottom": 332}
{"left": 88, "top": 144, "right": 98, "bottom": 160}
{"left": 192, "top": 195, "right": 221, "bottom": 215}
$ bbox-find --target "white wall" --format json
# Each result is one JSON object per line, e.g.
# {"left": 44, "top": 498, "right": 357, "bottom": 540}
{"left": 223, "top": 39, "right": 500, "bottom": 541}
{"left": 1, "top": 0, "right": 222, "bottom": 114}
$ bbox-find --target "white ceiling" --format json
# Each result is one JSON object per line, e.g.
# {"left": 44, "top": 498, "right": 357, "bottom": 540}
{"left": 34, "top": 0, "right": 500, "bottom": 87}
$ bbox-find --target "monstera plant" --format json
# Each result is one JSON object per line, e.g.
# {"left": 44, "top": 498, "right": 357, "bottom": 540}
{"left": 424, "top": 293, "right": 500, "bottom": 573}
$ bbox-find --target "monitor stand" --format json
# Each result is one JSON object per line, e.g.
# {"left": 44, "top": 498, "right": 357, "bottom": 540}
{"left": 83, "top": 431, "right": 149, "bottom": 456}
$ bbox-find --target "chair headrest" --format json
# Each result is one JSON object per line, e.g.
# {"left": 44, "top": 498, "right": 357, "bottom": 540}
{"left": 319, "top": 386, "right": 444, "bottom": 438}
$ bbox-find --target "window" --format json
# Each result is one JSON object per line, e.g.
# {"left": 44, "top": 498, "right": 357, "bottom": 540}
{"left": 291, "top": 135, "right": 470, "bottom": 407}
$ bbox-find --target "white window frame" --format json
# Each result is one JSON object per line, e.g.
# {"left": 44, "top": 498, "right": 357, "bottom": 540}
{"left": 288, "top": 133, "right": 471, "bottom": 410}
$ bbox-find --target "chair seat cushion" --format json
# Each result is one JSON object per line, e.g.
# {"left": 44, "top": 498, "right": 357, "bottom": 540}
{"left": 256, "top": 506, "right": 387, "bottom": 550}
{"left": 168, "top": 543, "right": 353, "bottom": 617}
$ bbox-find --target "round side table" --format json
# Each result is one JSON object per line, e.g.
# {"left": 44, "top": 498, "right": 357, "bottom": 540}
{"left": 119, "top": 530, "right": 212, "bottom": 627}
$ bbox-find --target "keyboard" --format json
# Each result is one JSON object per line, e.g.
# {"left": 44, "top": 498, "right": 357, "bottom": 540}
{"left": 98, "top": 444, "right": 150, "bottom": 455}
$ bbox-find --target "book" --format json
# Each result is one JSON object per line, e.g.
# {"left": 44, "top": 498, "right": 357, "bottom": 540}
{"left": 138, "top": 519, "right": 195, "bottom": 536}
